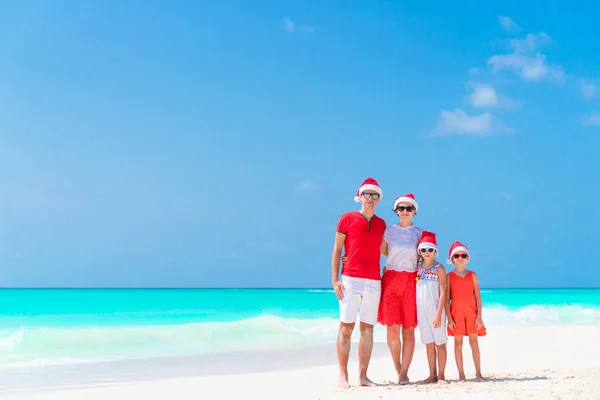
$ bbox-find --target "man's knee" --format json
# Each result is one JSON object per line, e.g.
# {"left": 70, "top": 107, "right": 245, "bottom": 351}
{"left": 359, "top": 322, "right": 374, "bottom": 337}
{"left": 339, "top": 322, "right": 355, "bottom": 339}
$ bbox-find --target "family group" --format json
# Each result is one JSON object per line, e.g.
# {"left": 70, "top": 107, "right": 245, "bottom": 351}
{"left": 331, "top": 177, "right": 486, "bottom": 388}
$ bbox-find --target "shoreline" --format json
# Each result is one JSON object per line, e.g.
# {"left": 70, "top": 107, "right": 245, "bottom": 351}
{"left": 2, "top": 325, "right": 599, "bottom": 399}
{"left": 0, "top": 342, "right": 392, "bottom": 394}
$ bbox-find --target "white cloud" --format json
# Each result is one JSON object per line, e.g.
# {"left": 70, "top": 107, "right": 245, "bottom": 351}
{"left": 468, "top": 83, "right": 522, "bottom": 109}
{"left": 487, "top": 32, "right": 565, "bottom": 83}
{"left": 583, "top": 113, "right": 600, "bottom": 126}
{"left": 469, "top": 83, "right": 498, "bottom": 107}
{"left": 498, "top": 16, "right": 521, "bottom": 32}
{"left": 283, "top": 18, "right": 295, "bottom": 32}
{"left": 282, "top": 18, "right": 314, "bottom": 33}
{"left": 469, "top": 67, "right": 481, "bottom": 76}
{"left": 295, "top": 180, "right": 316, "bottom": 192}
{"left": 580, "top": 79, "right": 597, "bottom": 99}
{"left": 435, "top": 109, "right": 512, "bottom": 135}
{"left": 509, "top": 32, "right": 552, "bottom": 53}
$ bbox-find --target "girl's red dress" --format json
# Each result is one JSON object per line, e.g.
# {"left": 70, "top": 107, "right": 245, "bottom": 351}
{"left": 447, "top": 271, "right": 486, "bottom": 337}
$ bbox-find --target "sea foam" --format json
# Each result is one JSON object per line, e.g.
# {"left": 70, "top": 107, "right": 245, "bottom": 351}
{"left": 1, "top": 304, "right": 598, "bottom": 370}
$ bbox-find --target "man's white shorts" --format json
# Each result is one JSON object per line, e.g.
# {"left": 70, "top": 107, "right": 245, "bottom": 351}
{"left": 339, "top": 275, "right": 381, "bottom": 326}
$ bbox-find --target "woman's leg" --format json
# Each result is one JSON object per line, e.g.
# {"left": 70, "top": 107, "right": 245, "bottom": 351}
{"left": 398, "top": 326, "right": 415, "bottom": 384}
{"left": 386, "top": 325, "right": 401, "bottom": 378}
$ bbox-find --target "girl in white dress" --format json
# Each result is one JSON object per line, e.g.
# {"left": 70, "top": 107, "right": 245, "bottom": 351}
{"left": 415, "top": 230, "right": 448, "bottom": 384}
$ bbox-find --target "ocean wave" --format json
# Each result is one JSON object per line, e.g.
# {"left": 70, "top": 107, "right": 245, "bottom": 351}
{"left": 1, "top": 304, "right": 598, "bottom": 369}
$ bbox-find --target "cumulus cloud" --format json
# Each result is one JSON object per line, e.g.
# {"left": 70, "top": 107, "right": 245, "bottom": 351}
{"left": 580, "top": 79, "right": 598, "bottom": 99}
{"left": 468, "top": 83, "right": 522, "bottom": 109}
{"left": 583, "top": 113, "right": 600, "bottom": 126}
{"left": 488, "top": 32, "right": 565, "bottom": 83}
{"left": 434, "top": 109, "right": 512, "bottom": 136}
{"left": 498, "top": 16, "right": 521, "bottom": 32}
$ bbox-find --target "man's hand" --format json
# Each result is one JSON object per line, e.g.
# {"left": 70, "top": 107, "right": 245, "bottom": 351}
{"left": 333, "top": 280, "right": 345, "bottom": 300}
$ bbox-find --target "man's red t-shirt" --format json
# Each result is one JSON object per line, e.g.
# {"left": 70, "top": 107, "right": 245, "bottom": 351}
{"left": 336, "top": 211, "right": 386, "bottom": 281}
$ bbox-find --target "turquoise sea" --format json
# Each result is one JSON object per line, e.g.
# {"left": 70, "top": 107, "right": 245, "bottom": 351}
{"left": 0, "top": 288, "right": 599, "bottom": 370}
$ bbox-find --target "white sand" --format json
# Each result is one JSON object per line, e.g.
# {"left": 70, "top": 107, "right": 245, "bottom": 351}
{"left": 4, "top": 325, "right": 599, "bottom": 400}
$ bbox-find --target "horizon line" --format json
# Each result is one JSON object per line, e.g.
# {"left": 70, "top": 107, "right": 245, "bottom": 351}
{"left": 1, "top": 286, "right": 599, "bottom": 290}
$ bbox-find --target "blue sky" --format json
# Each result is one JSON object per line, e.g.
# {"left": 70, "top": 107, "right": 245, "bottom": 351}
{"left": 1, "top": 0, "right": 599, "bottom": 288}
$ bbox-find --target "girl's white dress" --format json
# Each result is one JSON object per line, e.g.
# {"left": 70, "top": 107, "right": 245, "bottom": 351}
{"left": 416, "top": 261, "right": 447, "bottom": 344}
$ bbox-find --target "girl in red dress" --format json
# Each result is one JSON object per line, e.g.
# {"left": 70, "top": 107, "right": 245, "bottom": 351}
{"left": 445, "top": 241, "right": 486, "bottom": 382}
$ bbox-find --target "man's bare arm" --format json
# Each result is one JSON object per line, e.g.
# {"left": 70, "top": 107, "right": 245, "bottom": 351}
{"left": 332, "top": 232, "right": 346, "bottom": 300}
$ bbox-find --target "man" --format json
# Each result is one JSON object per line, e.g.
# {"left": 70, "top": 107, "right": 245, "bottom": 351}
{"left": 332, "top": 177, "right": 387, "bottom": 388}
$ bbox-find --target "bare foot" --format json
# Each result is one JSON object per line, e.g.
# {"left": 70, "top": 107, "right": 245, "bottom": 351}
{"left": 437, "top": 376, "right": 448, "bottom": 385}
{"left": 398, "top": 375, "right": 410, "bottom": 385}
{"left": 360, "top": 377, "right": 378, "bottom": 387}
{"left": 339, "top": 375, "right": 350, "bottom": 389}
{"left": 419, "top": 376, "right": 437, "bottom": 384}
{"left": 458, "top": 373, "right": 466, "bottom": 382}
{"left": 475, "top": 375, "right": 487, "bottom": 382}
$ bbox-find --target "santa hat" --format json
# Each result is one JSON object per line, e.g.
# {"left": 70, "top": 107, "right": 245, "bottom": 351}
{"left": 447, "top": 241, "right": 470, "bottom": 264}
{"left": 354, "top": 177, "right": 383, "bottom": 202}
{"left": 417, "top": 230, "right": 438, "bottom": 255}
{"left": 393, "top": 193, "right": 419, "bottom": 212}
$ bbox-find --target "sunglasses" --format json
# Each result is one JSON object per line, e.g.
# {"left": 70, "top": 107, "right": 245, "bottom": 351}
{"left": 419, "top": 248, "right": 435, "bottom": 253}
{"left": 453, "top": 253, "right": 468, "bottom": 259}
{"left": 396, "top": 206, "right": 415, "bottom": 212}
{"left": 362, "top": 193, "right": 380, "bottom": 200}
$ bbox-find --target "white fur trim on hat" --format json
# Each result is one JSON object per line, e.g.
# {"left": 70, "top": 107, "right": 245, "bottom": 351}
{"left": 418, "top": 243, "right": 438, "bottom": 256}
{"left": 394, "top": 196, "right": 418, "bottom": 211}
{"left": 354, "top": 184, "right": 383, "bottom": 202}
{"left": 446, "top": 246, "right": 469, "bottom": 264}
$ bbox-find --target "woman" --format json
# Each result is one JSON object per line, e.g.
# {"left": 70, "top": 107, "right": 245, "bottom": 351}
{"left": 378, "top": 193, "right": 422, "bottom": 385}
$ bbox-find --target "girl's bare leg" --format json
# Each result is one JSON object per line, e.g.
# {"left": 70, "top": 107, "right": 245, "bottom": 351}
{"left": 436, "top": 344, "right": 448, "bottom": 383}
{"left": 468, "top": 334, "right": 486, "bottom": 381}
{"left": 386, "top": 325, "right": 401, "bottom": 378}
{"left": 454, "top": 336, "right": 466, "bottom": 381}
{"left": 421, "top": 343, "right": 437, "bottom": 383}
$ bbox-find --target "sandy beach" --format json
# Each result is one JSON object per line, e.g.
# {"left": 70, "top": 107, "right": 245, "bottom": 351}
{"left": 2, "top": 324, "right": 598, "bottom": 400}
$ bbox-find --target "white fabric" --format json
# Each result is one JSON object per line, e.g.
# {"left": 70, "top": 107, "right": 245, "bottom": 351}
{"left": 416, "top": 269, "right": 447, "bottom": 345}
{"left": 383, "top": 225, "right": 422, "bottom": 272}
{"left": 338, "top": 275, "right": 381, "bottom": 325}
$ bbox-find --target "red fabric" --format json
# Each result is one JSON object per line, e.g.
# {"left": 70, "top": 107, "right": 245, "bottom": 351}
{"left": 337, "top": 211, "right": 386, "bottom": 280}
{"left": 447, "top": 271, "right": 486, "bottom": 337}
{"left": 377, "top": 270, "right": 417, "bottom": 327}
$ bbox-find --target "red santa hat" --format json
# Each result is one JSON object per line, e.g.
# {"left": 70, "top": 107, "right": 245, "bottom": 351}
{"left": 447, "top": 241, "right": 470, "bottom": 264}
{"left": 417, "top": 230, "right": 438, "bottom": 255}
{"left": 393, "top": 193, "right": 419, "bottom": 212}
{"left": 354, "top": 177, "right": 383, "bottom": 202}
